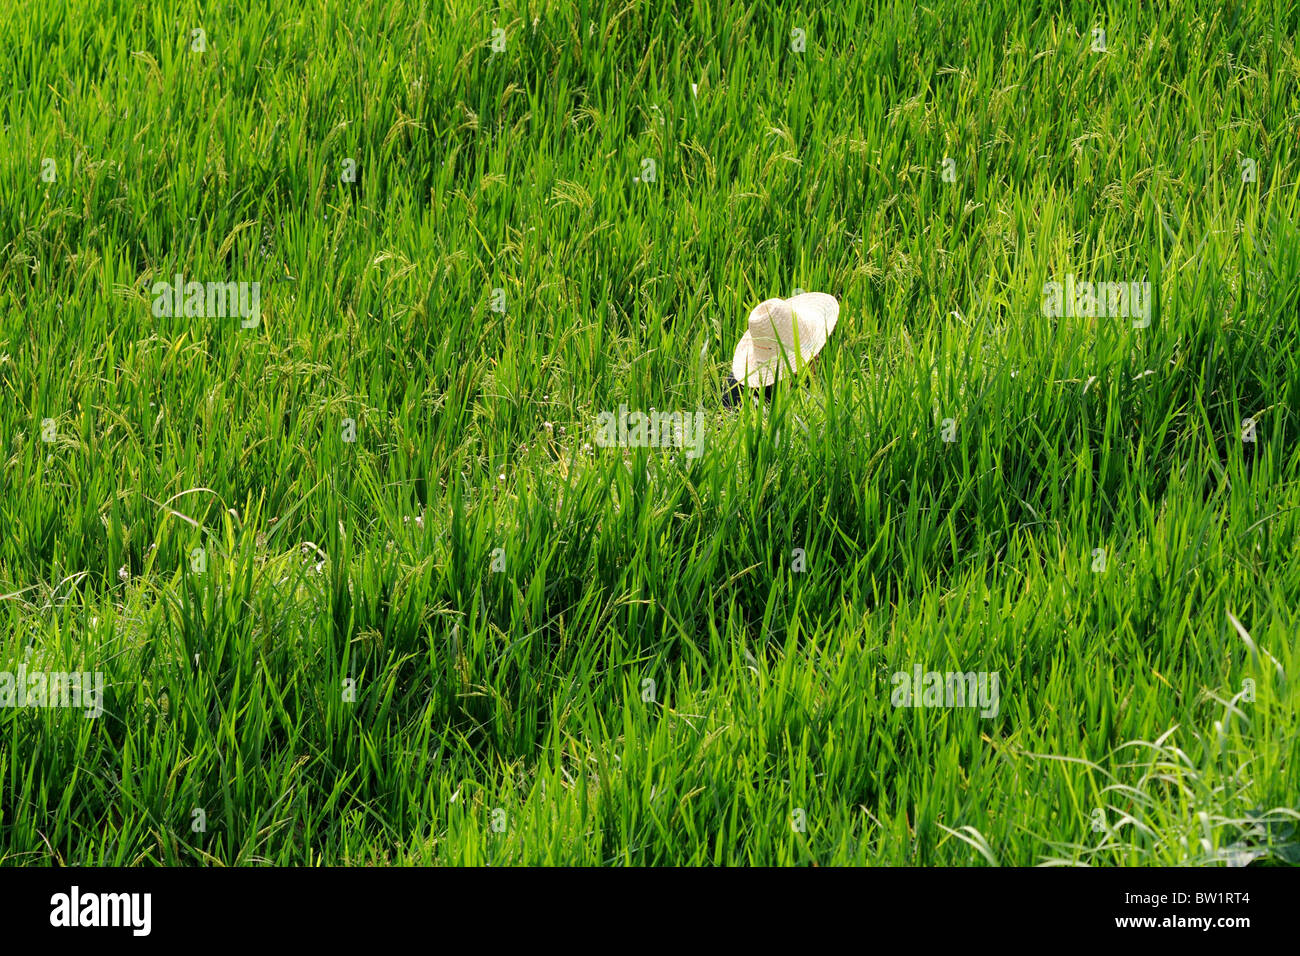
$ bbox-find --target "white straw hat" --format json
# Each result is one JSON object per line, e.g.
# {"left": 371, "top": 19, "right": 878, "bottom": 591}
{"left": 731, "top": 292, "right": 839, "bottom": 387}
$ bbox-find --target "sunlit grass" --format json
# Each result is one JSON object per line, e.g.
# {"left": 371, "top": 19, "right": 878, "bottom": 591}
{"left": 1, "top": 0, "right": 1298, "bottom": 865}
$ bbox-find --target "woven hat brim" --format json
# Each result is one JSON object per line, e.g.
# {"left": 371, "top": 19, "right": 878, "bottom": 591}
{"left": 730, "top": 294, "right": 839, "bottom": 387}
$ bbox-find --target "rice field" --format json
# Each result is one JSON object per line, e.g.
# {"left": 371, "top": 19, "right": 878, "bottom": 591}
{"left": 1, "top": 0, "right": 1298, "bottom": 866}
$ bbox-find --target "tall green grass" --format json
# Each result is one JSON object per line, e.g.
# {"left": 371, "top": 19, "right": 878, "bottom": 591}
{"left": 1, "top": 0, "right": 1298, "bottom": 864}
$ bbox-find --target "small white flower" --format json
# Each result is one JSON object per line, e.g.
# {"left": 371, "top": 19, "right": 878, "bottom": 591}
{"left": 118, "top": 565, "right": 130, "bottom": 582}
